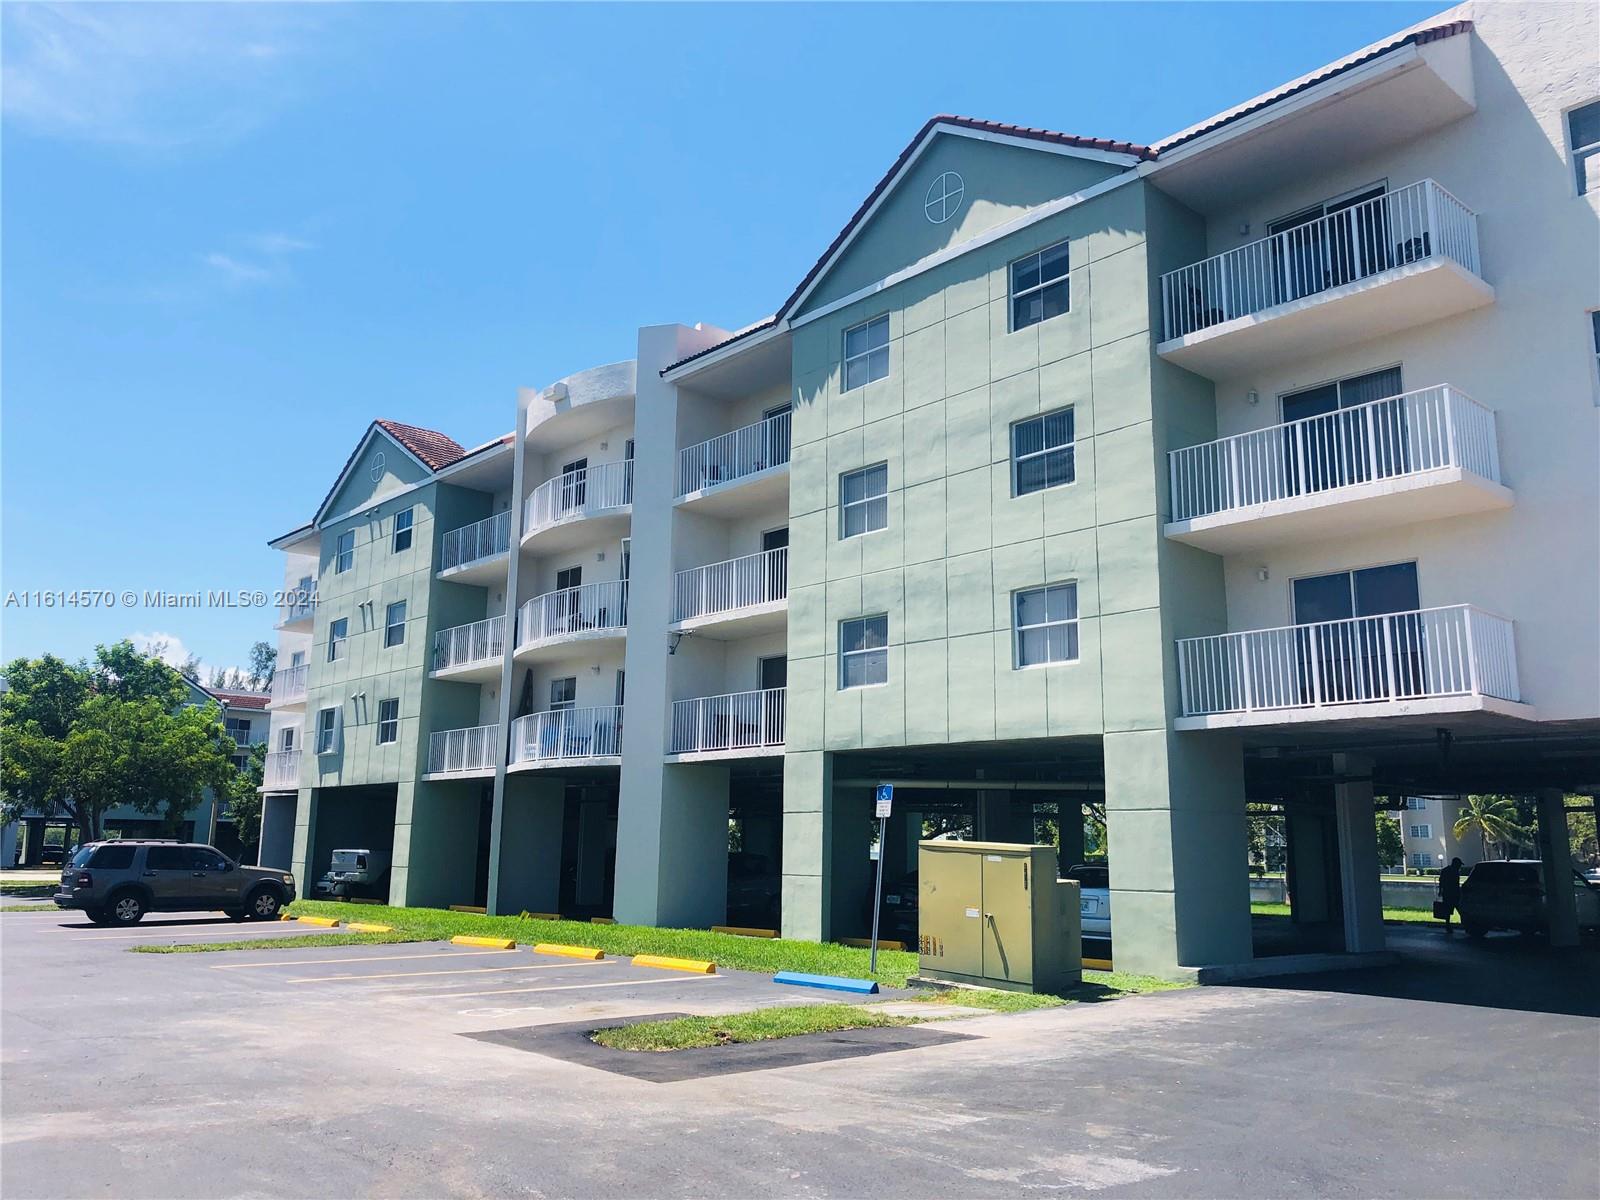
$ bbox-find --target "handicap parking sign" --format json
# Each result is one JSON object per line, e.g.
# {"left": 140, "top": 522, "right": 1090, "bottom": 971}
{"left": 875, "top": 784, "right": 893, "bottom": 818}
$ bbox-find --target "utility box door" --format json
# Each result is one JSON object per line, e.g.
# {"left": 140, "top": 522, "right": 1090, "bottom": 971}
{"left": 918, "top": 847, "right": 984, "bottom": 978}
{"left": 981, "top": 852, "right": 1033, "bottom": 986}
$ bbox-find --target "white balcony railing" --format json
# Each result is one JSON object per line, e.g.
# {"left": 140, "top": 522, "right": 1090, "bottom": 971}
{"left": 440, "top": 511, "right": 512, "bottom": 572}
{"left": 270, "top": 663, "right": 308, "bottom": 706}
{"left": 1169, "top": 386, "right": 1500, "bottom": 523}
{"left": 672, "top": 547, "right": 788, "bottom": 623}
{"left": 427, "top": 725, "right": 500, "bottom": 774}
{"left": 510, "top": 706, "right": 623, "bottom": 764}
{"left": 433, "top": 614, "right": 507, "bottom": 672}
{"left": 517, "top": 581, "right": 628, "bottom": 648}
{"left": 670, "top": 688, "right": 786, "bottom": 755}
{"left": 524, "top": 460, "right": 633, "bottom": 535}
{"left": 1161, "top": 180, "right": 1481, "bottom": 341}
{"left": 1176, "top": 606, "right": 1519, "bottom": 719}
{"left": 279, "top": 596, "right": 316, "bottom": 625}
{"left": 228, "top": 728, "right": 269, "bottom": 748}
{"left": 264, "top": 750, "right": 301, "bottom": 790}
{"left": 677, "top": 410, "right": 792, "bottom": 497}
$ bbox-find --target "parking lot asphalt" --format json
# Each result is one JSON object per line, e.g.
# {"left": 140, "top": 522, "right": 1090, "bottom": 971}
{"left": 4, "top": 908, "right": 1597, "bottom": 1199}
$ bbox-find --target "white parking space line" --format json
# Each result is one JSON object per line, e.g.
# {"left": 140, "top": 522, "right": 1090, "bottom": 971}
{"left": 75, "top": 927, "right": 334, "bottom": 942}
{"left": 283, "top": 960, "right": 616, "bottom": 985}
{"left": 415, "top": 974, "right": 726, "bottom": 1001}
{"left": 210, "top": 948, "right": 513, "bottom": 970}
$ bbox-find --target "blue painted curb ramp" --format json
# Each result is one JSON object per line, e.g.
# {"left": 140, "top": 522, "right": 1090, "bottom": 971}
{"left": 773, "top": 971, "right": 880, "bottom": 994}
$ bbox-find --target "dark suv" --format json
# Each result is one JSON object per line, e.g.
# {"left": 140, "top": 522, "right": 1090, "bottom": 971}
{"left": 53, "top": 841, "right": 297, "bottom": 926}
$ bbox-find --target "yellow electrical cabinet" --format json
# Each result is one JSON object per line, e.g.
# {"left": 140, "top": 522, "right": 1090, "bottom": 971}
{"left": 916, "top": 841, "right": 1082, "bottom": 993}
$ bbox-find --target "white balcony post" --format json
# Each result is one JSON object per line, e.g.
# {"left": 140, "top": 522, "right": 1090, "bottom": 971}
{"left": 1433, "top": 180, "right": 1446, "bottom": 259}
{"left": 1463, "top": 606, "right": 1479, "bottom": 695}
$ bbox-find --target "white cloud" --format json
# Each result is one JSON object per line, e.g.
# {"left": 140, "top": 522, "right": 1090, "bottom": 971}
{"left": 129, "top": 631, "right": 244, "bottom": 687}
{"left": 202, "top": 230, "right": 315, "bottom": 288}
{"left": 203, "top": 252, "right": 275, "bottom": 286}
{"left": 1, "top": 4, "right": 328, "bottom": 149}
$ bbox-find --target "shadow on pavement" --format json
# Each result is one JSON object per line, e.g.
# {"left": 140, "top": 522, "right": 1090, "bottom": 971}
{"left": 1238, "top": 924, "right": 1600, "bottom": 1018}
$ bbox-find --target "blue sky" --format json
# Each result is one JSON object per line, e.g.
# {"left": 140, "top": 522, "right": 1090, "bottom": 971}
{"left": 1, "top": 1, "right": 1452, "bottom": 678}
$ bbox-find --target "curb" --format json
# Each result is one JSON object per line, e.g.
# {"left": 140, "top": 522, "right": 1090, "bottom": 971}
{"left": 774, "top": 971, "right": 879, "bottom": 995}
{"left": 295, "top": 916, "right": 342, "bottom": 928}
{"left": 712, "top": 925, "right": 778, "bottom": 938}
{"left": 533, "top": 943, "right": 605, "bottom": 961}
{"left": 347, "top": 922, "right": 394, "bottom": 934}
{"left": 632, "top": 954, "right": 716, "bottom": 974}
{"left": 452, "top": 935, "right": 516, "bottom": 949}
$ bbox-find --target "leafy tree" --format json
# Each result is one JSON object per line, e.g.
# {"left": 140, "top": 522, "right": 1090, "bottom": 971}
{"left": 1375, "top": 813, "right": 1404, "bottom": 870}
{"left": 223, "top": 742, "right": 267, "bottom": 862}
{"left": 1568, "top": 803, "right": 1598, "bottom": 866}
{"left": 1, "top": 642, "right": 237, "bottom": 844}
{"left": 1453, "top": 794, "right": 1532, "bottom": 860}
{"left": 247, "top": 641, "right": 277, "bottom": 692}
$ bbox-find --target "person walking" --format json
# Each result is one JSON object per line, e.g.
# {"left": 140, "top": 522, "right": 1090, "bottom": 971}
{"left": 1436, "top": 857, "right": 1464, "bottom": 934}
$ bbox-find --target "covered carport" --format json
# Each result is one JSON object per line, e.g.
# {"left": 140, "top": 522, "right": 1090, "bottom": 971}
{"left": 816, "top": 739, "right": 1107, "bottom": 944}
{"left": 1241, "top": 717, "right": 1600, "bottom": 960}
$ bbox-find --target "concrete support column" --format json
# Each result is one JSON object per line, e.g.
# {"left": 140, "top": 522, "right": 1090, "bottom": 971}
{"left": 493, "top": 774, "right": 564, "bottom": 915}
{"left": 258, "top": 793, "right": 298, "bottom": 871}
{"left": 289, "top": 787, "right": 319, "bottom": 886}
{"left": 393, "top": 780, "right": 481, "bottom": 909}
{"left": 617, "top": 762, "right": 730, "bottom": 927}
{"left": 1105, "top": 729, "right": 1252, "bottom": 979}
{"left": 1058, "top": 799, "right": 1086, "bottom": 868}
{"left": 1536, "top": 788, "right": 1579, "bottom": 948}
{"left": 1333, "top": 758, "right": 1385, "bottom": 954}
{"left": 976, "top": 791, "right": 1024, "bottom": 842}
{"left": 1, "top": 820, "right": 18, "bottom": 869}
{"left": 781, "top": 751, "right": 834, "bottom": 941}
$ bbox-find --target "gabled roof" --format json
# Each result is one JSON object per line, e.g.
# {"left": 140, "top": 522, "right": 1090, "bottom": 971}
{"left": 663, "top": 115, "right": 1151, "bottom": 376}
{"left": 1152, "top": 18, "right": 1474, "bottom": 153}
{"left": 205, "top": 688, "right": 272, "bottom": 711}
{"left": 663, "top": 17, "right": 1478, "bottom": 378}
{"left": 312, "top": 419, "right": 457, "bottom": 525}
{"left": 374, "top": 419, "right": 468, "bottom": 471}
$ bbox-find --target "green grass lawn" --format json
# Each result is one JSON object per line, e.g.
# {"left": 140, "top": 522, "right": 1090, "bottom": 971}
{"left": 131, "top": 931, "right": 421, "bottom": 954}
{"left": 1251, "top": 901, "right": 1436, "bottom": 925}
{"left": 1, "top": 902, "right": 60, "bottom": 912}
{"left": 0, "top": 883, "right": 59, "bottom": 898}
{"left": 592, "top": 1003, "right": 913, "bottom": 1052}
{"left": 123, "top": 900, "right": 1188, "bottom": 999}
{"left": 279, "top": 900, "right": 927, "bottom": 984}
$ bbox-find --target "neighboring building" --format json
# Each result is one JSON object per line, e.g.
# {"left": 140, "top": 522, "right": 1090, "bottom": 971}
{"left": 1390, "top": 796, "right": 1485, "bottom": 871}
{"left": 3, "top": 679, "right": 271, "bottom": 866}
{"left": 259, "top": 5, "right": 1600, "bottom": 977}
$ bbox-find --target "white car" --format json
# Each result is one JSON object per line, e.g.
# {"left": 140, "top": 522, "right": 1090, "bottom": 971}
{"left": 1064, "top": 863, "right": 1110, "bottom": 938}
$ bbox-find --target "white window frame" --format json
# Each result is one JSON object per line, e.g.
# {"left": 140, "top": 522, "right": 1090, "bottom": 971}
{"left": 1567, "top": 99, "right": 1600, "bottom": 195}
{"left": 328, "top": 617, "right": 348, "bottom": 663}
{"left": 842, "top": 315, "right": 890, "bottom": 392}
{"left": 838, "top": 614, "right": 889, "bottom": 690}
{"left": 839, "top": 463, "right": 889, "bottom": 540}
{"left": 1009, "top": 239, "right": 1071, "bottom": 332}
{"left": 376, "top": 698, "right": 399, "bottom": 745}
{"left": 1408, "top": 824, "right": 1432, "bottom": 840}
{"left": 279, "top": 727, "right": 296, "bottom": 752}
{"left": 1012, "top": 582, "right": 1080, "bottom": 669}
{"left": 335, "top": 530, "right": 355, "bottom": 574}
{"left": 549, "top": 677, "right": 577, "bottom": 713}
{"left": 1410, "top": 852, "right": 1432, "bottom": 869}
{"left": 315, "top": 707, "right": 341, "bottom": 755}
{"left": 392, "top": 507, "right": 414, "bottom": 553}
{"left": 384, "top": 600, "right": 407, "bottom": 648}
{"left": 1010, "top": 407, "right": 1076, "bottom": 497}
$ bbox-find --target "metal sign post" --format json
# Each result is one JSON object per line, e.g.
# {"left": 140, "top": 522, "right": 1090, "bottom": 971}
{"left": 870, "top": 784, "right": 893, "bottom": 974}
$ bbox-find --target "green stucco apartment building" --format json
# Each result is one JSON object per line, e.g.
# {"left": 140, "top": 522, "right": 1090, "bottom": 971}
{"left": 259, "top": 4, "right": 1600, "bottom": 978}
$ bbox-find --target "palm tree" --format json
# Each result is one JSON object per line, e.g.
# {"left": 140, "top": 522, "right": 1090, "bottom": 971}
{"left": 1453, "top": 794, "right": 1531, "bottom": 860}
